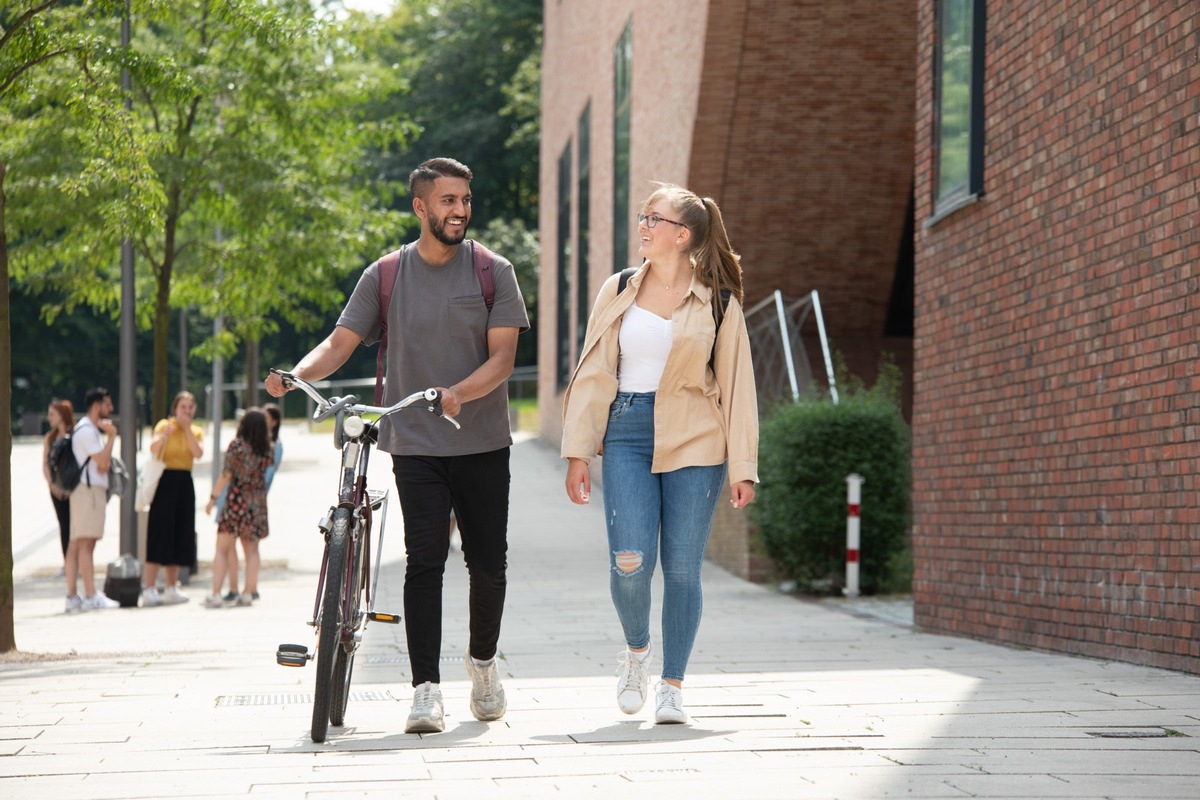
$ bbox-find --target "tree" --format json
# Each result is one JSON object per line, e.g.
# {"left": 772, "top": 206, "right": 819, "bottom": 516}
{"left": 1, "top": 0, "right": 162, "bottom": 653}
{"left": 1, "top": 0, "right": 411, "bottom": 652}
{"left": 10, "top": 0, "right": 411, "bottom": 423}
{"left": 361, "top": 0, "right": 542, "bottom": 228}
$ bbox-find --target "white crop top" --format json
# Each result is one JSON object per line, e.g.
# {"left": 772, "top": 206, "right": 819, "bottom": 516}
{"left": 617, "top": 303, "right": 673, "bottom": 392}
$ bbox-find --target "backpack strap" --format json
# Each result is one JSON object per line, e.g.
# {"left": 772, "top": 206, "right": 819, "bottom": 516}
{"left": 374, "top": 240, "right": 497, "bottom": 405}
{"left": 471, "top": 239, "right": 497, "bottom": 311}
{"left": 616, "top": 267, "right": 637, "bottom": 295}
{"left": 374, "top": 246, "right": 405, "bottom": 405}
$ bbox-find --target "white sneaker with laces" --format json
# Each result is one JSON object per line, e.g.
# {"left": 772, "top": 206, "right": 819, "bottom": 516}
{"left": 615, "top": 647, "right": 652, "bottom": 714}
{"left": 203, "top": 594, "right": 225, "bottom": 609}
{"left": 162, "top": 585, "right": 189, "bottom": 605}
{"left": 465, "top": 650, "right": 507, "bottom": 721}
{"left": 142, "top": 587, "right": 164, "bottom": 607}
{"left": 82, "top": 592, "right": 120, "bottom": 611}
{"left": 65, "top": 595, "right": 83, "bottom": 614}
{"left": 405, "top": 682, "right": 445, "bottom": 733}
{"left": 654, "top": 681, "right": 687, "bottom": 725}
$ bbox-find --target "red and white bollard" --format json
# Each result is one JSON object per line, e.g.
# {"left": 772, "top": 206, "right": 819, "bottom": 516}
{"left": 844, "top": 473, "right": 864, "bottom": 598}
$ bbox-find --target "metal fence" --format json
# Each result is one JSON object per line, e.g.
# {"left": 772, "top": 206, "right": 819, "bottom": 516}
{"left": 743, "top": 290, "right": 838, "bottom": 408}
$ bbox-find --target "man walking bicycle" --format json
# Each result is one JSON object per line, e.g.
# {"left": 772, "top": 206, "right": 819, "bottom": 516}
{"left": 266, "top": 157, "right": 529, "bottom": 733}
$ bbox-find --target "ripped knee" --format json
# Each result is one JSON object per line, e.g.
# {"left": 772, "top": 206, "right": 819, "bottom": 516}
{"left": 613, "top": 550, "right": 643, "bottom": 576}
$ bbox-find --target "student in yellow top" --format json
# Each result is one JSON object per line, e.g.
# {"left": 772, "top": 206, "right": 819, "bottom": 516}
{"left": 142, "top": 391, "right": 205, "bottom": 606}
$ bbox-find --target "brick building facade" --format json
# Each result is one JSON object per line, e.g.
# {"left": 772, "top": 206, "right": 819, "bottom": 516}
{"left": 913, "top": 1, "right": 1200, "bottom": 671}
{"left": 539, "top": 1, "right": 916, "bottom": 579}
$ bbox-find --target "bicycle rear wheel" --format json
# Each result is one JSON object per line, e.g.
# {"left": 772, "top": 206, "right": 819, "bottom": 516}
{"left": 311, "top": 509, "right": 350, "bottom": 743}
{"left": 329, "top": 647, "right": 354, "bottom": 726}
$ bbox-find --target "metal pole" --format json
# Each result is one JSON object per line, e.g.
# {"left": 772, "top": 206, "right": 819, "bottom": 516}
{"left": 210, "top": 223, "right": 223, "bottom": 488}
{"left": 773, "top": 290, "right": 800, "bottom": 401}
{"left": 117, "top": 1, "right": 139, "bottom": 564}
{"left": 844, "top": 473, "right": 864, "bottom": 598}
{"left": 811, "top": 290, "right": 839, "bottom": 404}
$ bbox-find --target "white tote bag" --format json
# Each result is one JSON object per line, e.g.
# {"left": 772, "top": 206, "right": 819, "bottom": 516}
{"left": 135, "top": 454, "right": 165, "bottom": 512}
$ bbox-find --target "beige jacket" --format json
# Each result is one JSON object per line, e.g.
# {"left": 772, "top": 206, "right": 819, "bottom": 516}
{"left": 561, "top": 263, "right": 759, "bottom": 486}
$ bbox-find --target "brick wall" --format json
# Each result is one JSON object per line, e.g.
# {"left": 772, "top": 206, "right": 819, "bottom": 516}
{"left": 913, "top": 1, "right": 1200, "bottom": 671}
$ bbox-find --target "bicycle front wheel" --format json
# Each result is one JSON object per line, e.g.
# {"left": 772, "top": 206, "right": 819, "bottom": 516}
{"left": 330, "top": 516, "right": 369, "bottom": 726}
{"left": 311, "top": 508, "right": 350, "bottom": 743}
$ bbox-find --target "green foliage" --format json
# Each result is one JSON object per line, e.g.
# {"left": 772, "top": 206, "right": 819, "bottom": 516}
{"left": 359, "top": 0, "right": 542, "bottom": 227}
{"left": 751, "top": 359, "right": 911, "bottom": 594}
{"left": 5, "top": 0, "right": 415, "bottom": 420}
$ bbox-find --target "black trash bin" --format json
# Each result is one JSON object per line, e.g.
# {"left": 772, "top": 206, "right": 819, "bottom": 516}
{"left": 104, "top": 553, "right": 142, "bottom": 608}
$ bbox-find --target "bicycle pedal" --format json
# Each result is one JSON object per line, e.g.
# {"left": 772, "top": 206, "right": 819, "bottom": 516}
{"left": 367, "top": 611, "right": 401, "bottom": 624}
{"left": 276, "top": 643, "right": 310, "bottom": 667}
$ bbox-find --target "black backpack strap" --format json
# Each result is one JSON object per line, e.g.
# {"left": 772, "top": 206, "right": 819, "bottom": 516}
{"left": 617, "top": 267, "right": 637, "bottom": 295}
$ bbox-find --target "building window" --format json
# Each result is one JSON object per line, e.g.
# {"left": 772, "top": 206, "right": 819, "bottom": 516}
{"left": 576, "top": 103, "right": 591, "bottom": 356}
{"left": 933, "top": 0, "right": 986, "bottom": 217}
{"left": 612, "top": 19, "right": 632, "bottom": 270}
{"left": 555, "top": 142, "right": 573, "bottom": 390}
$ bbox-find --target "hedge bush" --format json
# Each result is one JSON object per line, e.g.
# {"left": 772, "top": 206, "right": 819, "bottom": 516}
{"left": 752, "top": 362, "right": 911, "bottom": 594}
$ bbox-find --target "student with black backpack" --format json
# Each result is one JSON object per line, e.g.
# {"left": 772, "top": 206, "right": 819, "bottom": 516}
{"left": 64, "top": 387, "right": 121, "bottom": 613}
{"left": 562, "top": 184, "right": 759, "bottom": 725}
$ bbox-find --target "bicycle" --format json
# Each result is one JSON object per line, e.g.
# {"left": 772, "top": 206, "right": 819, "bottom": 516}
{"left": 271, "top": 368, "right": 460, "bottom": 743}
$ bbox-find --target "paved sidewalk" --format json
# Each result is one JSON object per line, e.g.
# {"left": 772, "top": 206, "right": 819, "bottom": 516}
{"left": 4, "top": 424, "right": 1200, "bottom": 799}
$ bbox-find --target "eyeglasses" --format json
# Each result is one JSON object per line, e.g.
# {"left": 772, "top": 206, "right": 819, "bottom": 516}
{"left": 637, "top": 212, "right": 686, "bottom": 229}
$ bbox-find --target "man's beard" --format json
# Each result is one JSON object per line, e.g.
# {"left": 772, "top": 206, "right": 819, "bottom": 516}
{"left": 430, "top": 212, "right": 468, "bottom": 246}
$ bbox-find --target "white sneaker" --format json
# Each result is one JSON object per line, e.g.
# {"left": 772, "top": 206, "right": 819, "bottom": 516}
{"left": 235, "top": 593, "right": 253, "bottom": 607}
{"left": 465, "top": 650, "right": 507, "bottom": 721}
{"left": 162, "top": 585, "right": 189, "bottom": 605}
{"left": 203, "top": 594, "right": 225, "bottom": 609}
{"left": 82, "top": 592, "right": 120, "bottom": 611}
{"left": 654, "top": 681, "right": 687, "bottom": 725}
{"left": 405, "top": 682, "right": 444, "bottom": 733}
{"left": 142, "top": 587, "right": 164, "bottom": 607}
{"left": 65, "top": 595, "right": 83, "bottom": 614}
{"left": 615, "top": 647, "right": 652, "bottom": 714}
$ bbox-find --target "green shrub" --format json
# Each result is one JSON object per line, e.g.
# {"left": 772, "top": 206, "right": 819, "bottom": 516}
{"left": 751, "top": 360, "right": 911, "bottom": 594}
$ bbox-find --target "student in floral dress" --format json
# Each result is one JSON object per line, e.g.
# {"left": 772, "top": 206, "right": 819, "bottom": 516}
{"left": 203, "top": 408, "right": 273, "bottom": 608}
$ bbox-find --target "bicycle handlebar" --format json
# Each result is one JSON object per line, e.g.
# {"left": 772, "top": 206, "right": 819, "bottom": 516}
{"left": 269, "top": 368, "right": 460, "bottom": 430}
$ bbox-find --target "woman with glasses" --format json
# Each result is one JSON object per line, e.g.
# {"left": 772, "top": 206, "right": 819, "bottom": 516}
{"left": 561, "top": 183, "right": 759, "bottom": 724}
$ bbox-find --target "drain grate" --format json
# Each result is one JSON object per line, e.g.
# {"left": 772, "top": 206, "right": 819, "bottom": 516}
{"left": 217, "top": 690, "right": 396, "bottom": 707}
{"left": 365, "top": 654, "right": 464, "bottom": 665}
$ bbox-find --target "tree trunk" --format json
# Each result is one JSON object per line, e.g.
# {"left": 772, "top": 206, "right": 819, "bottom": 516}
{"left": 0, "top": 160, "right": 18, "bottom": 653}
{"left": 152, "top": 258, "right": 172, "bottom": 424}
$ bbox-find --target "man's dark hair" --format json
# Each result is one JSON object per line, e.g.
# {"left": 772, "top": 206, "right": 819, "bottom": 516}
{"left": 84, "top": 387, "right": 111, "bottom": 411}
{"left": 409, "top": 157, "right": 473, "bottom": 201}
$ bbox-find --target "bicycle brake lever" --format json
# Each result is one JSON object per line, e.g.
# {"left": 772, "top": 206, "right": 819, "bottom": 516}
{"left": 424, "top": 389, "right": 461, "bottom": 429}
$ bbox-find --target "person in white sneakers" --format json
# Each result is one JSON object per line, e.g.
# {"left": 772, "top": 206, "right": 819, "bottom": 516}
{"left": 562, "top": 185, "right": 759, "bottom": 724}
{"left": 65, "top": 387, "right": 121, "bottom": 613}
{"left": 266, "top": 157, "right": 529, "bottom": 734}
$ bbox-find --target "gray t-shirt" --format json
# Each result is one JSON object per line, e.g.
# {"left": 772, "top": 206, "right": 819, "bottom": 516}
{"left": 337, "top": 241, "right": 529, "bottom": 456}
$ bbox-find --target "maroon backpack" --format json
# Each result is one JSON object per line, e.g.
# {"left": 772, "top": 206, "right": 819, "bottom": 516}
{"left": 374, "top": 240, "right": 497, "bottom": 404}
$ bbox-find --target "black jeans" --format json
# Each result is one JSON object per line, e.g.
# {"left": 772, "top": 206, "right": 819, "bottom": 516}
{"left": 392, "top": 447, "right": 510, "bottom": 686}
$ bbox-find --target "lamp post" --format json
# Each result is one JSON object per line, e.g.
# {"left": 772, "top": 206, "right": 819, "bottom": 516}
{"left": 118, "top": 0, "right": 139, "bottom": 563}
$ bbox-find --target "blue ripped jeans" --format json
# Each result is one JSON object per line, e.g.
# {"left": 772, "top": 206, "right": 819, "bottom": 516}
{"left": 601, "top": 392, "right": 726, "bottom": 682}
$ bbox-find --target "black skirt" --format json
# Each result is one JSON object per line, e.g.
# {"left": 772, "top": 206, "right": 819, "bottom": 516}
{"left": 146, "top": 469, "right": 197, "bottom": 567}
